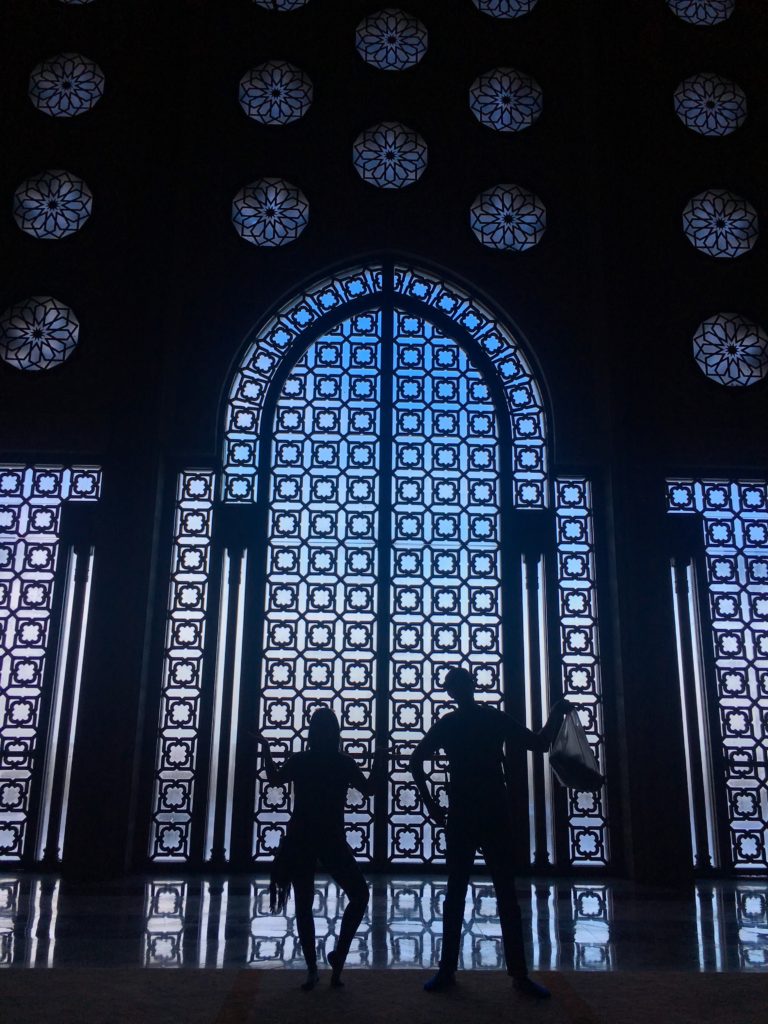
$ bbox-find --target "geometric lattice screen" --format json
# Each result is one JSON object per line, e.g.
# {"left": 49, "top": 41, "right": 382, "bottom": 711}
{"left": 0, "top": 465, "right": 101, "bottom": 861}
{"left": 150, "top": 266, "right": 610, "bottom": 869}
{"left": 668, "top": 479, "right": 768, "bottom": 872}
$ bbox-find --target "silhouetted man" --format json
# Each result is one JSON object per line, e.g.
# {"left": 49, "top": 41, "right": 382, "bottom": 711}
{"left": 410, "top": 665, "right": 569, "bottom": 998}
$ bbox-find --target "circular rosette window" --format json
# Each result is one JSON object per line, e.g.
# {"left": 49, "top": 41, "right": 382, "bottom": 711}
{"left": 29, "top": 53, "right": 104, "bottom": 117}
{"left": 232, "top": 178, "right": 309, "bottom": 247}
{"left": 355, "top": 9, "right": 428, "bottom": 71}
{"left": 682, "top": 190, "right": 758, "bottom": 258}
{"left": 13, "top": 170, "right": 93, "bottom": 240}
{"left": 252, "top": 0, "right": 310, "bottom": 9}
{"left": 666, "top": 0, "right": 735, "bottom": 25}
{"left": 693, "top": 313, "right": 768, "bottom": 387}
{"left": 469, "top": 67, "right": 543, "bottom": 132}
{"left": 352, "top": 122, "right": 428, "bottom": 189}
{"left": 472, "top": 0, "right": 539, "bottom": 18}
{"left": 0, "top": 297, "right": 80, "bottom": 372}
{"left": 674, "top": 73, "right": 746, "bottom": 137}
{"left": 470, "top": 184, "right": 546, "bottom": 252}
{"left": 239, "top": 62, "right": 312, "bottom": 125}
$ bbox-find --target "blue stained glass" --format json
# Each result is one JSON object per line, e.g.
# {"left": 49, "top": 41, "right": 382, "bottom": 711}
{"left": 470, "top": 184, "right": 546, "bottom": 252}
{"left": 472, "top": 0, "right": 539, "bottom": 18}
{"left": 0, "top": 297, "right": 79, "bottom": 372}
{"left": 352, "top": 123, "right": 428, "bottom": 189}
{"left": 232, "top": 178, "right": 309, "bottom": 247}
{"left": 674, "top": 73, "right": 747, "bottom": 137}
{"left": 239, "top": 62, "right": 312, "bottom": 125}
{"left": 355, "top": 9, "right": 428, "bottom": 71}
{"left": 28, "top": 53, "right": 104, "bottom": 118}
{"left": 667, "top": 0, "right": 735, "bottom": 25}
{"left": 13, "top": 170, "right": 93, "bottom": 240}
{"left": 693, "top": 314, "right": 768, "bottom": 387}
{"left": 469, "top": 68, "right": 543, "bottom": 133}
{"left": 682, "top": 190, "right": 758, "bottom": 259}
{"left": 253, "top": 0, "right": 310, "bottom": 10}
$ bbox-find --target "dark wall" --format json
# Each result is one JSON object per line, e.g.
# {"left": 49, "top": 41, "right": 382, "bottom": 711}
{"left": 1, "top": 0, "right": 765, "bottom": 877}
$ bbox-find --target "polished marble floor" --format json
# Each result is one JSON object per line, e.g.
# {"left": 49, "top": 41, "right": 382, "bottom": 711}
{"left": 0, "top": 874, "right": 766, "bottom": 972}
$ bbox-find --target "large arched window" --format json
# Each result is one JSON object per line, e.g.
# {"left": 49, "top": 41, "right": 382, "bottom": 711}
{"left": 149, "top": 264, "right": 609, "bottom": 871}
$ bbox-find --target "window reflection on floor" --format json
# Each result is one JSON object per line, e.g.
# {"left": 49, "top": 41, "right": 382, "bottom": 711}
{"left": 0, "top": 875, "right": 765, "bottom": 970}
{"left": 248, "top": 879, "right": 372, "bottom": 968}
{"left": 734, "top": 884, "right": 768, "bottom": 969}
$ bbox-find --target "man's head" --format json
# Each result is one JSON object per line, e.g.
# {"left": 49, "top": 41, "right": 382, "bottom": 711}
{"left": 442, "top": 666, "right": 475, "bottom": 707}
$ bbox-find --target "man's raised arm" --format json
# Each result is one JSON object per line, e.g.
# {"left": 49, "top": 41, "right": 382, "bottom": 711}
{"left": 409, "top": 730, "right": 446, "bottom": 826}
{"left": 504, "top": 699, "right": 573, "bottom": 754}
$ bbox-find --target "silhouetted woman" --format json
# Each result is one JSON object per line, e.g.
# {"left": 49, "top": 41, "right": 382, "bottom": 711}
{"left": 257, "top": 708, "right": 379, "bottom": 990}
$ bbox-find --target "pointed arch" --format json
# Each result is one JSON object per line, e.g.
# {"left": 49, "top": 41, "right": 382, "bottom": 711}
{"left": 222, "top": 263, "right": 549, "bottom": 508}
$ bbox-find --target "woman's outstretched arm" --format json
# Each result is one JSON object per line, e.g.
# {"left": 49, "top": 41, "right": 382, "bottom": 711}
{"left": 254, "top": 730, "right": 286, "bottom": 785}
{"left": 353, "top": 743, "right": 389, "bottom": 797}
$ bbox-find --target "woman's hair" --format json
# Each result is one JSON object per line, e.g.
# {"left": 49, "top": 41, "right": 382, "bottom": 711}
{"left": 307, "top": 706, "right": 341, "bottom": 754}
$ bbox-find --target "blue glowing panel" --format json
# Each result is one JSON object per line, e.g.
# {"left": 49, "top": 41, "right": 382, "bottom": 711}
{"left": 239, "top": 62, "right": 312, "bottom": 125}
{"left": 232, "top": 178, "right": 309, "bottom": 247}
{"left": 388, "top": 311, "right": 504, "bottom": 863}
{"left": 253, "top": 0, "right": 310, "bottom": 10}
{"left": 223, "top": 267, "right": 383, "bottom": 503}
{"left": 674, "top": 74, "right": 747, "bottom": 137}
{"left": 554, "top": 478, "right": 609, "bottom": 867}
{"left": 668, "top": 480, "right": 768, "bottom": 870}
{"left": 355, "top": 9, "right": 428, "bottom": 71}
{"left": 469, "top": 68, "right": 543, "bottom": 133}
{"left": 693, "top": 314, "right": 768, "bottom": 387}
{"left": 253, "top": 315, "right": 381, "bottom": 862}
{"left": 0, "top": 466, "right": 101, "bottom": 861}
{"left": 28, "top": 53, "right": 104, "bottom": 117}
{"left": 0, "top": 297, "right": 79, "bottom": 372}
{"left": 352, "top": 123, "right": 428, "bottom": 189}
{"left": 683, "top": 190, "right": 758, "bottom": 259}
{"left": 667, "top": 0, "right": 735, "bottom": 25}
{"left": 470, "top": 184, "right": 546, "bottom": 252}
{"left": 149, "top": 471, "right": 216, "bottom": 862}
{"left": 393, "top": 266, "right": 548, "bottom": 507}
{"left": 13, "top": 171, "right": 93, "bottom": 240}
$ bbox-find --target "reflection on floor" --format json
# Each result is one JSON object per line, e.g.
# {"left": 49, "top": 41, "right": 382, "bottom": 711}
{"left": 0, "top": 875, "right": 766, "bottom": 971}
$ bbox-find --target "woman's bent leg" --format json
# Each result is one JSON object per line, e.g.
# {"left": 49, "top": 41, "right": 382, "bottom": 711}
{"left": 324, "top": 841, "right": 369, "bottom": 986}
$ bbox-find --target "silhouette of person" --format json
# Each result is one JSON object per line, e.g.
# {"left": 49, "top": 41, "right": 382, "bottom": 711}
{"left": 257, "top": 707, "right": 380, "bottom": 990}
{"left": 410, "top": 665, "right": 570, "bottom": 999}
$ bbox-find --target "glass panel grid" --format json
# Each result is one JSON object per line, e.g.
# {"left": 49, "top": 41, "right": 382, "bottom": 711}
{"left": 667, "top": 479, "right": 768, "bottom": 871}
{"left": 223, "top": 266, "right": 383, "bottom": 503}
{"left": 394, "top": 266, "right": 548, "bottom": 508}
{"left": 253, "top": 314, "right": 381, "bottom": 861}
{"left": 149, "top": 471, "right": 215, "bottom": 862}
{"left": 554, "top": 477, "right": 609, "bottom": 867}
{"left": 388, "top": 311, "right": 504, "bottom": 864}
{"left": 0, "top": 465, "right": 101, "bottom": 862}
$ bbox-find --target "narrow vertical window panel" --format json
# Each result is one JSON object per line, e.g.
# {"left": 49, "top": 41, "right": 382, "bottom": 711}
{"left": 35, "top": 548, "right": 78, "bottom": 862}
{"left": 521, "top": 555, "right": 537, "bottom": 863}
{"left": 667, "top": 479, "right": 768, "bottom": 872}
{"left": 687, "top": 560, "right": 720, "bottom": 867}
{"left": 0, "top": 465, "right": 101, "bottom": 863}
{"left": 56, "top": 546, "right": 95, "bottom": 860}
{"left": 670, "top": 560, "right": 704, "bottom": 866}
{"left": 388, "top": 312, "right": 504, "bottom": 864}
{"left": 149, "top": 471, "right": 215, "bottom": 863}
{"left": 537, "top": 555, "right": 555, "bottom": 861}
{"left": 554, "top": 478, "right": 609, "bottom": 867}
{"left": 203, "top": 549, "right": 231, "bottom": 862}
{"left": 253, "top": 314, "right": 381, "bottom": 861}
{"left": 223, "top": 551, "right": 248, "bottom": 860}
